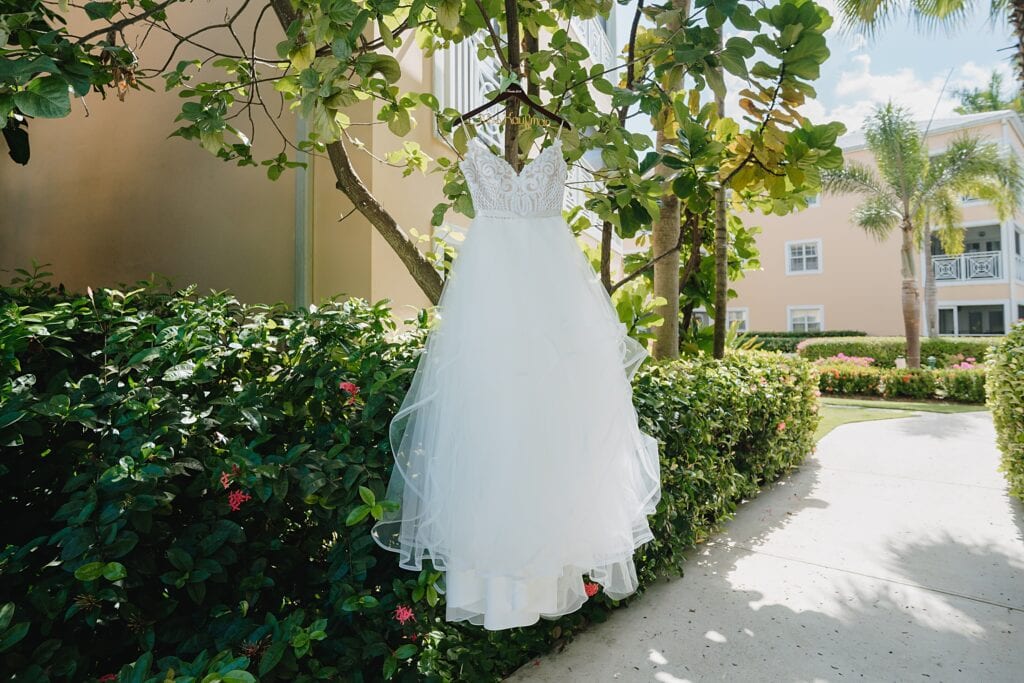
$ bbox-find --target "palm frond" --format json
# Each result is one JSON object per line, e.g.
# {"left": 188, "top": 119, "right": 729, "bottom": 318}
{"left": 852, "top": 193, "right": 901, "bottom": 240}
{"left": 821, "top": 161, "right": 886, "bottom": 196}
{"left": 921, "top": 133, "right": 1023, "bottom": 220}
{"left": 863, "top": 103, "right": 927, "bottom": 200}
{"left": 928, "top": 188, "right": 966, "bottom": 255}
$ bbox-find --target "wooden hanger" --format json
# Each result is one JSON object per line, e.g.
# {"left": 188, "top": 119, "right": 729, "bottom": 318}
{"left": 452, "top": 82, "right": 571, "bottom": 130}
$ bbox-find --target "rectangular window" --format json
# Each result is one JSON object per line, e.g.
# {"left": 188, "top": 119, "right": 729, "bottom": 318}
{"left": 1016, "top": 231, "right": 1021, "bottom": 256}
{"left": 726, "top": 309, "right": 749, "bottom": 333}
{"left": 1018, "top": 305, "right": 1024, "bottom": 321}
{"left": 806, "top": 194, "right": 821, "bottom": 208}
{"left": 939, "top": 308, "right": 955, "bottom": 335}
{"left": 788, "top": 306, "right": 824, "bottom": 333}
{"left": 786, "top": 240, "right": 822, "bottom": 274}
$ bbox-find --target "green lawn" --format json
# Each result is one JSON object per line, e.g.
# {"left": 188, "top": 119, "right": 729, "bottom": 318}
{"left": 820, "top": 397, "right": 986, "bottom": 414}
{"left": 816, "top": 397, "right": 986, "bottom": 441}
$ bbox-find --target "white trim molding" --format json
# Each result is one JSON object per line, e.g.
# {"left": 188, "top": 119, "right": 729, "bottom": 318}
{"left": 726, "top": 307, "right": 749, "bottom": 333}
{"left": 785, "top": 238, "right": 823, "bottom": 275}
{"left": 787, "top": 304, "right": 825, "bottom": 333}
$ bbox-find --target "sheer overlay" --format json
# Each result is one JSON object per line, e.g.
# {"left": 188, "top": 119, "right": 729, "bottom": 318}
{"left": 371, "top": 137, "right": 661, "bottom": 630}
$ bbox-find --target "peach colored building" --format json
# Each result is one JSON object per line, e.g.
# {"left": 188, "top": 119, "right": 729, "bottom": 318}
{"left": 1, "top": 6, "right": 618, "bottom": 320}
{"left": 728, "top": 110, "right": 1024, "bottom": 337}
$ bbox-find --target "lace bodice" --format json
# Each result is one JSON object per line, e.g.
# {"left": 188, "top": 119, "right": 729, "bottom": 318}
{"left": 461, "top": 137, "right": 567, "bottom": 218}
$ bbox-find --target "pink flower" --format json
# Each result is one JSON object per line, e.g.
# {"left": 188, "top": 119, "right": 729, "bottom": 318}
{"left": 339, "top": 381, "right": 360, "bottom": 405}
{"left": 776, "top": 421, "right": 786, "bottom": 433}
{"left": 220, "top": 464, "right": 241, "bottom": 489}
{"left": 98, "top": 676, "right": 116, "bottom": 682}
{"left": 584, "top": 582, "right": 600, "bottom": 597}
{"left": 394, "top": 604, "right": 415, "bottom": 625}
{"left": 228, "top": 490, "right": 252, "bottom": 512}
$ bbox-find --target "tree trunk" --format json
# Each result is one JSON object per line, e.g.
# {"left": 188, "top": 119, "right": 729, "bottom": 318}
{"left": 600, "top": 220, "right": 613, "bottom": 292}
{"left": 649, "top": 0, "right": 690, "bottom": 361}
{"left": 924, "top": 222, "right": 938, "bottom": 337}
{"left": 652, "top": 128, "right": 681, "bottom": 361}
{"left": 711, "top": 28, "right": 728, "bottom": 360}
{"left": 1009, "top": 0, "right": 1024, "bottom": 87}
{"left": 503, "top": 0, "right": 521, "bottom": 168}
{"left": 269, "top": 0, "right": 443, "bottom": 304}
{"left": 901, "top": 225, "right": 922, "bottom": 368}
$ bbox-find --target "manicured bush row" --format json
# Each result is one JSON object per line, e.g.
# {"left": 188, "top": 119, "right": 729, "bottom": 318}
{"left": 0, "top": 280, "right": 820, "bottom": 682}
{"left": 742, "top": 330, "right": 866, "bottom": 353}
{"left": 798, "top": 336, "right": 997, "bottom": 368}
{"left": 987, "top": 322, "right": 1024, "bottom": 500}
{"left": 816, "top": 363, "right": 987, "bottom": 403}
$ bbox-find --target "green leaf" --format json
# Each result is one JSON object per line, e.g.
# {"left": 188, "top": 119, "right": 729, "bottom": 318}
{"left": 0, "top": 622, "right": 29, "bottom": 652}
{"left": 166, "top": 547, "right": 194, "bottom": 572}
{"left": 162, "top": 361, "right": 196, "bottom": 381}
{"left": 222, "top": 672, "right": 256, "bottom": 683}
{"left": 74, "top": 561, "right": 106, "bottom": 581}
{"left": 436, "top": 0, "right": 460, "bottom": 30}
{"left": 84, "top": 1, "right": 118, "bottom": 19}
{"left": 259, "top": 640, "right": 286, "bottom": 675}
{"left": 365, "top": 54, "right": 401, "bottom": 84}
{"left": 102, "top": 562, "right": 127, "bottom": 581}
{"left": 0, "top": 604, "right": 13, "bottom": 631}
{"left": 345, "top": 504, "right": 370, "bottom": 526}
{"left": 382, "top": 655, "right": 398, "bottom": 680}
{"left": 14, "top": 76, "right": 71, "bottom": 118}
{"left": 387, "top": 108, "right": 412, "bottom": 137}
{"left": 394, "top": 644, "right": 417, "bottom": 660}
{"left": 358, "top": 485, "right": 375, "bottom": 506}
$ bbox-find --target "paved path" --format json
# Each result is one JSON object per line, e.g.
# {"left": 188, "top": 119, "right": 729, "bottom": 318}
{"left": 509, "top": 411, "right": 1024, "bottom": 682}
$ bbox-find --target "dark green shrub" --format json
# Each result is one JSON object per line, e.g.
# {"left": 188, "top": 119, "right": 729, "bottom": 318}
{"left": 798, "top": 336, "right": 997, "bottom": 368}
{"left": 0, "top": 281, "right": 433, "bottom": 681}
{"left": 742, "top": 330, "right": 866, "bottom": 353}
{"left": 987, "top": 322, "right": 1024, "bottom": 500}
{"left": 815, "top": 363, "right": 986, "bottom": 403}
{"left": 0, "top": 277, "right": 821, "bottom": 682}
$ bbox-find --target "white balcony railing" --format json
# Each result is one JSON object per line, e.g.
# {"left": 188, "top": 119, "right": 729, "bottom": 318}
{"left": 1017, "top": 254, "right": 1024, "bottom": 282}
{"left": 933, "top": 251, "right": 1003, "bottom": 282}
{"left": 433, "top": 33, "right": 503, "bottom": 148}
{"left": 570, "top": 17, "right": 614, "bottom": 67}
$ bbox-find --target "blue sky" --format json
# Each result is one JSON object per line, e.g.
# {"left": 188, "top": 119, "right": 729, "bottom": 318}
{"left": 613, "top": 1, "right": 1016, "bottom": 133}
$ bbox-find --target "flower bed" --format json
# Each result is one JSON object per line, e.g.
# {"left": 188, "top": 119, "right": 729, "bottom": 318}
{"left": 815, "top": 363, "right": 987, "bottom": 403}
{"left": 797, "top": 336, "right": 998, "bottom": 368}
{"left": 0, "top": 279, "right": 820, "bottom": 681}
{"left": 987, "top": 321, "right": 1024, "bottom": 500}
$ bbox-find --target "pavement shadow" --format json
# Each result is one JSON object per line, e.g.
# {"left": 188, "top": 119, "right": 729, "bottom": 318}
{"left": 632, "top": 522, "right": 1024, "bottom": 682}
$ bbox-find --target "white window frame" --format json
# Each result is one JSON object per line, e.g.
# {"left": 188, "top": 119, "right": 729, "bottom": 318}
{"left": 785, "top": 239, "right": 823, "bottom": 275}
{"left": 726, "top": 307, "right": 749, "bottom": 333}
{"left": 787, "top": 305, "right": 825, "bottom": 333}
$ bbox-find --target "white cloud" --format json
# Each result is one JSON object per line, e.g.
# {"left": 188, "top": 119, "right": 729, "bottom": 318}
{"left": 818, "top": 56, "right": 1010, "bottom": 131}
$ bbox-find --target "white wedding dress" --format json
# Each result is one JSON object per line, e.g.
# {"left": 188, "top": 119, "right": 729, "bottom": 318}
{"left": 371, "top": 136, "right": 661, "bottom": 630}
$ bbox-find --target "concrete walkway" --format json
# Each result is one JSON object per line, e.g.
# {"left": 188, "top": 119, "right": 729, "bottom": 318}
{"left": 510, "top": 411, "right": 1024, "bottom": 682}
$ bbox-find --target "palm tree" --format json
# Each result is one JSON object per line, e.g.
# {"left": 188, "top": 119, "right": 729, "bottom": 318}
{"left": 835, "top": 0, "right": 1024, "bottom": 88}
{"left": 954, "top": 70, "right": 1024, "bottom": 114}
{"left": 824, "top": 103, "right": 1021, "bottom": 366}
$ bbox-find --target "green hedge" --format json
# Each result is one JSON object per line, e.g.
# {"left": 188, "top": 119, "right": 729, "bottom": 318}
{"left": 816, "top": 363, "right": 987, "bottom": 403}
{"left": 798, "top": 336, "right": 998, "bottom": 368}
{"left": 0, "top": 280, "right": 820, "bottom": 682}
{"left": 987, "top": 322, "right": 1024, "bottom": 500}
{"left": 742, "top": 330, "right": 866, "bottom": 353}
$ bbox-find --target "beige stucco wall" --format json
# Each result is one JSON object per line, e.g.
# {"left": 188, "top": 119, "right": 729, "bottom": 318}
{"left": 0, "top": 1, "right": 300, "bottom": 304}
{"left": 732, "top": 113, "right": 1024, "bottom": 335}
{"left": 2, "top": 7, "right": 614, "bottom": 318}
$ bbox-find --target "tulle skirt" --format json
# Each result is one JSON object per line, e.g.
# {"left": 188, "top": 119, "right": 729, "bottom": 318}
{"left": 371, "top": 212, "right": 661, "bottom": 630}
